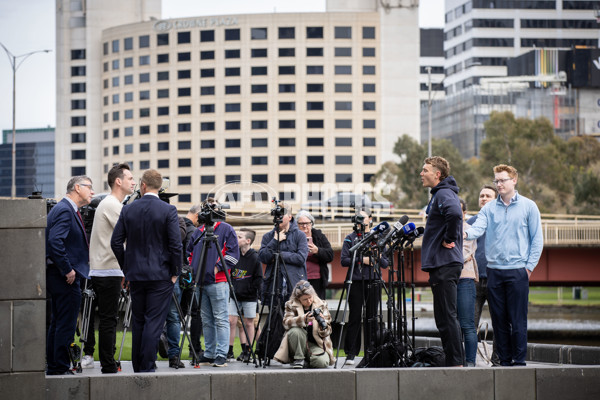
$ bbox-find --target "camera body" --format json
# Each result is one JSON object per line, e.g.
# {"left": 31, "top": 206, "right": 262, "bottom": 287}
{"left": 311, "top": 308, "right": 328, "bottom": 330}
{"left": 270, "top": 197, "right": 286, "bottom": 224}
{"left": 197, "top": 201, "right": 228, "bottom": 225}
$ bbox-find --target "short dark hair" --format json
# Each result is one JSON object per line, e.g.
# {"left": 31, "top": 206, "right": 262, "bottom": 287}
{"left": 424, "top": 156, "right": 450, "bottom": 180}
{"left": 481, "top": 184, "right": 498, "bottom": 197}
{"left": 107, "top": 163, "right": 130, "bottom": 189}
{"left": 459, "top": 198, "right": 467, "bottom": 213}
{"left": 239, "top": 228, "right": 256, "bottom": 245}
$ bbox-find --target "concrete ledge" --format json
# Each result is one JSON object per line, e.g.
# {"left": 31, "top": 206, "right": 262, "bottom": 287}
{"left": 536, "top": 367, "right": 600, "bottom": 400}
{"left": 0, "top": 199, "right": 46, "bottom": 229}
{"left": 0, "top": 372, "right": 46, "bottom": 400}
{"left": 399, "top": 368, "right": 494, "bottom": 400}
{"left": 255, "top": 369, "right": 355, "bottom": 400}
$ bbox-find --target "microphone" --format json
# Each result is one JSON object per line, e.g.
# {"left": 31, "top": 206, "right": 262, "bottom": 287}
{"left": 402, "top": 226, "right": 425, "bottom": 247}
{"left": 349, "top": 221, "right": 389, "bottom": 253}
{"left": 376, "top": 215, "right": 409, "bottom": 249}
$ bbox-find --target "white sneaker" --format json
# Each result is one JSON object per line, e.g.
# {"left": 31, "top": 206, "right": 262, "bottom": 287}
{"left": 345, "top": 356, "right": 355, "bottom": 365}
{"left": 81, "top": 355, "right": 94, "bottom": 369}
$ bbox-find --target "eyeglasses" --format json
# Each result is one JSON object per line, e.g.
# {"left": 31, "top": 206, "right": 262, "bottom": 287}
{"left": 492, "top": 178, "right": 513, "bottom": 185}
{"left": 297, "top": 222, "right": 312, "bottom": 227}
{"left": 79, "top": 183, "right": 93, "bottom": 190}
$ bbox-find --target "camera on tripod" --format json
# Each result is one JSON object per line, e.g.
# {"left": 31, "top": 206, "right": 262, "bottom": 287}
{"left": 311, "top": 308, "right": 328, "bottom": 330}
{"left": 197, "top": 198, "right": 230, "bottom": 225}
{"left": 270, "top": 198, "right": 286, "bottom": 224}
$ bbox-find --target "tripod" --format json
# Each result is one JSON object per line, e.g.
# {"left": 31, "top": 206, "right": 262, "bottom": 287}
{"left": 178, "top": 222, "right": 255, "bottom": 367}
{"left": 252, "top": 219, "right": 292, "bottom": 368}
{"left": 116, "top": 286, "right": 132, "bottom": 371}
{"left": 74, "top": 279, "right": 95, "bottom": 372}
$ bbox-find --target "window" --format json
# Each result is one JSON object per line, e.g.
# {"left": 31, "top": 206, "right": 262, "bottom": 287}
{"left": 112, "top": 146, "right": 119, "bottom": 155}
{"left": 200, "top": 30, "right": 214, "bottom": 42}
{"left": 71, "top": 133, "right": 86, "bottom": 143}
{"left": 200, "top": 176, "right": 214, "bottom": 184}
{"left": 123, "top": 92, "right": 132, "bottom": 103}
{"left": 363, "top": 65, "right": 376, "bottom": 75}
{"left": 364, "top": 174, "right": 374, "bottom": 183}
{"left": 124, "top": 75, "right": 133, "bottom": 85}
{"left": 201, "top": 140, "right": 215, "bottom": 149}
{"left": 157, "top": 89, "right": 169, "bottom": 99}
{"left": 157, "top": 124, "right": 169, "bottom": 133}
{"left": 225, "top": 139, "right": 241, "bottom": 148}
{"left": 178, "top": 105, "right": 191, "bottom": 114}
{"left": 71, "top": 99, "right": 86, "bottom": 109}
{"left": 252, "top": 66, "right": 267, "bottom": 75}
{"left": 251, "top": 48, "right": 267, "bottom": 57}
{"left": 140, "top": 125, "right": 150, "bottom": 135}
{"left": 307, "top": 137, "right": 324, "bottom": 146}
{"left": 335, "top": 83, "right": 352, "bottom": 93}
{"left": 157, "top": 33, "right": 169, "bottom": 46}
{"left": 335, "top": 137, "right": 352, "bottom": 146}
{"left": 363, "top": 83, "right": 376, "bottom": 93}
{"left": 306, "top": 47, "right": 323, "bottom": 57}
{"left": 225, "top": 49, "right": 240, "bottom": 59}
{"left": 157, "top": 106, "right": 169, "bottom": 116}
{"left": 225, "top": 67, "right": 240, "bottom": 76}
{"left": 307, "top": 27, "right": 323, "bottom": 38}
{"left": 112, "top": 39, "right": 119, "bottom": 53}
{"left": 139, "top": 108, "right": 150, "bottom": 117}
{"left": 307, "top": 120, "right": 324, "bottom": 128}
{"left": 251, "top": 27, "right": 267, "bottom": 40}
{"left": 124, "top": 109, "right": 133, "bottom": 119}
{"left": 201, "top": 158, "right": 215, "bottom": 166}
{"left": 179, "top": 194, "right": 191, "bottom": 203}
{"left": 279, "top": 102, "right": 295, "bottom": 111}
{"left": 201, "top": 104, "right": 215, "bottom": 113}
{"left": 364, "top": 156, "right": 376, "bottom": 164}
{"left": 363, "top": 137, "right": 376, "bottom": 146}
{"left": 178, "top": 158, "right": 192, "bottom": 167}
{"left": 140, "top": 143, "right": 150, "bottom": 152}
{"left": 155, "top": 71, "right": 167, "bottom": 81}
{"left": 71, "top": 49, "right": 86, "bottom": 59}
{"left": 335, "top": 65, "right": 352, "bottom": 75}
{"left": 124, "top": 57, "right": 133, "bottom": 67}
{"left": 252, "top": 138, "right": 268, "bottom": 147}
{"left": 335, "top": 27, "right": 352, "bottom": 39}
{"left": 71, "top": 83, "right": 86, "bottom": 93}
{"left": 252, "top": 174, "right": 268, "bottom": 183}
{"left": 225, "top": 121, "right": 240, "bottom": 130}
{"left": 252, "top": 102, "right": 268, "bottom": 111}
{"left": 178, "top": 31, "right": 191, "bottom": 44}
{"left": 178, "top": 87, "right": 191, "bottom": 97}
{"left": 124, "top": 144, "right": 133, "bottom": 154}
{"left": 279, "top": 174, "right": 296, "bottom": 183}
{"left": 279, "top": 156, "right": 296, "bottom": 165}
{"left": 307, "top": 83, "right": 323, "bottom": 92}
{"left": 363, "top": 27, "right": 375, "bottom": 39}
{"left": 307, "top": 174, "right": 324, "bottom": 183}
{"left": 251, "top": 84, "right": 267, "bottom": 93}
{"left": 363, "top": 119, "right": 376, "bottom": 129}
{"left": 225, "top": 157, "right": 241, "bottom": 166}
{"left": 252, "top": 120, "right": 268, "bottom": 129}
{"left": 71, "top": 116, "right": 86, "bottom": 126}
{"left": 279, "top": 48, "right": 295, "bottom": 57}
{"left": 139, "top": 55, "right": 150, "bottom": 65}
{"left": 279, "top": 120, "right": 296, "bottom": 129}
{"left": 279, "top": 138, "right": 296, "bottom": 146}
{"left": 279, "top": 66, "right": 295, "bottom": 75}
{"left": 335, "top": 101, "right": 352, "bottom": 111}
{"left": 139, "top": 160, "right": 150, "bottom": 169}
{"left": 124, "top": 37, "right": 133, "bottom": 50}
{"left": 201, "top": 68, "right": 214, "bottom": 78}
{"left": 201, "top": 122, "right": 215, "bottom": 131}
{"left": 363, "top": 101, "right": 376, "bottom": 111}
{"left": 225, "top": 28, "right": 240, "bottom": 41}
{"left": 225, "top": 103, "right": 241, "bottom": 112}
{"left": 72, "top": 166, "right": 86, "bottom": 176}
{"left": 225, "top": 175, "right": 241, "bottom": 183}
{"left": 113, "top": 128, "right": 120, "bottom": 138}
{"left": 279, "top": 84, "right": 295, "bottom": 93}
{"left": 200, "top": 50, "right": 214, "bottom": 60}
{"left": 157, "top": 159, "right": 169, "bottom": 168}
{"left": 252, "top": 156, "right": 268, "bottom": 165}
{"left": 139, "top": 90, "right": 150, "bottom": 100}
{"left": 336, "top": 173, "right": 352, "bottom": 183}
{"left": 178, "top": 123, "right": 191, "bottom": 132}
{"left": 179, "top": 176, "right": 192, "bottom": 185}
{"left": 336, "top": 119, "right": 352, "bottom": 129}
{"left": 201, "top": 86, "right": 215, "bottom": 95}
{"left": 307, "top": 156, "right": 324, "bottom": 164}
{"left": 363, "top": 47, "right": 376, "bottom": 57}
{"left": 178, "top": 70, "right": 191, "bottom": 79}
{"left": 279, "top": 27, "right": 295, "bottom": 39}
{"left": 306, "top": 101, "right": 323, "bottom": 110}
{"left": 71, "top": 66, "right": 86, "bottom": 76}
{"left": 139, "top": 35, "right": 149, "bottom": 48}
{"left": 335, "top": 47, "right": 352, "bottom": 57}
{"left": 112, "top": 77, "right": 120, "bottom": 87}
{"left": 178, "top": 52, "right": 191, "bottom": 62}
{"left": 307, "top": 65, "right": 323, "bottom": 74}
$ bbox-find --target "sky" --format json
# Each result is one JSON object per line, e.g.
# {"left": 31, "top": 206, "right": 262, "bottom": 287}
{"left": 0, "top": 0, "right": 444, "bottom": 139}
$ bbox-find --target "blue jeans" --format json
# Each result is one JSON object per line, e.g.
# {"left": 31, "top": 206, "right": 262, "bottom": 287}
{"left": 201, "top": 282, "right": 230, "bottom": 359}
{"left": 457, "top": 278, "right": 477, "bottom": 365}
{"left": 165, "top": 280, "right": 182, "bottom": 358}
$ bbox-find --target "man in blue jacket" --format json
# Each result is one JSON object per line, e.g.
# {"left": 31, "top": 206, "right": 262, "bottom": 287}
{"left": 465, "top": 164, "right": 543, "bottom": 366}
{"left": 46, "top": 175, "right": 94, "bottom": 375}
{"left": 111, "top": 169, "right": 182, "bottom": 372}
{"left": 420, "top": 156, "right": 464, "bottom": 367}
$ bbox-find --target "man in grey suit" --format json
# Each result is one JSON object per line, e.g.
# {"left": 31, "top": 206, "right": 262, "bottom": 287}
{"left": 111, "top": 169, "right": 182, "bottom": 372}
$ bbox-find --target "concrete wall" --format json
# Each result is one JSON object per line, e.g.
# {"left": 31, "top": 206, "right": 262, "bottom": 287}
{"left": 0, "top": 199, "right": 47, "bottom": 400}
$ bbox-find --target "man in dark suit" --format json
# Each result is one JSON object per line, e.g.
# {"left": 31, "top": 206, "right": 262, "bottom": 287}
{"left": 46, "top": 175, "right": 94, "bottom": 375}
{"left": 111, "top": 169, "right": 182, "bottom": 372}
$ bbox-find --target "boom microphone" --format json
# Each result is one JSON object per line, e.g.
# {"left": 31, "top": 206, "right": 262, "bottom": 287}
{"left": 376, "top": 215, "right": 409, "bottom": 249}
{"left": 349, "top": 221, "right": 389, "bottom": 253}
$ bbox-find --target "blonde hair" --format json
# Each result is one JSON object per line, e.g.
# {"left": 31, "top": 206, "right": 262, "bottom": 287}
{"left": 493, "top": 164, "right": 518, "bottom": 179}
{"left": 424, "top": 156, "right": 450, "bottom": 180}
{"left": 290, "top": 280, "right": 318, "bottom": 303}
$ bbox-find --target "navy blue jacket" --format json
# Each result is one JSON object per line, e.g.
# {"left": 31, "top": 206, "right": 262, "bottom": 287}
{"left": 111, "top": 194, "right": 182, "bottom": 281}
{"left": 421, "top": 176, "right": 463, "bottom": 271}
{"left": 259, "top": 220, "right": 308, "bottom": 294}
{"left": 467, "top": 214, "right": 487, "bottom": 278}
{"left": 340, "top": 231, "right": 389, "bottom": 281}
{"left": 46, "top": 198, "right": 90, "bottom": 278}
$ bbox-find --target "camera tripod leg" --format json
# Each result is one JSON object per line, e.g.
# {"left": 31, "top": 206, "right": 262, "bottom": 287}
{"left": 116, "top": 288, "right": 131, "bottom": 371}
{"left": 334, "top": 249, "right": 359, "bottom": 369}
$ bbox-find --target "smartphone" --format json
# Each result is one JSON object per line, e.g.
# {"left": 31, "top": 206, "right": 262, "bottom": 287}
{"left": 307, "top": 237, "right": 313, "bottom": 245}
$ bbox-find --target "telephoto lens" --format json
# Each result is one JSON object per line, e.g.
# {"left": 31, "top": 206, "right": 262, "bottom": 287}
{"left": 312, "top": 308, "right": 328, "bottom": 330}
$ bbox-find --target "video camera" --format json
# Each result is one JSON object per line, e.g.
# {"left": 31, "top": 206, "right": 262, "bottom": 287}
{"left": 197, "top": 200, "right": 229, "bottom": 225}
{"left": 270, "top": 198, "right": 286, "bottom": 224}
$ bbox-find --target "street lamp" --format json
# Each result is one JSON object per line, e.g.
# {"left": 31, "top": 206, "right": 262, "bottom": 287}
{"left": 0, "top": 42, "right": 51, "bottom": 198}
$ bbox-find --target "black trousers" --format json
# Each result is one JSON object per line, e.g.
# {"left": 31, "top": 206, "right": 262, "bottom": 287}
{"left": 428, "top": 263, "right": 464, "bottom": 367}
{"left": 180, "top": 286, "right": 203, "bottom": 354}
{"left": 343, "top": 280, "right": 380, "bottom": 357}
{"left": 309, "top": 278, "right": 326, "bottom": 300}
{"left": 90, "top": 276, "right": 122, "bottom": 373}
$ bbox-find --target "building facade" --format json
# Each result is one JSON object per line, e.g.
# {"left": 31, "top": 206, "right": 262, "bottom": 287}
{"left": 55, "top": 0, "right": 420, "bottom": 207}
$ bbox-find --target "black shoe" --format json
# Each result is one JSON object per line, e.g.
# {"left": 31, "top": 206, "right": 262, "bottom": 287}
{"left": 158, "top": 333, "right": 168, "bottom": 358}
{"left": 237, "top": 351, "right": 250, "bottom": 362}
{"left": 197, "top": 354, "right": 215, "bottom": 366}
{"left": 212, "top": 356, "right": 228, "bottom": 367}
{"left": 226, "top": 350, "right": 234, "bottom": 360}
{"left": 169, "top": 358, "right": 185, "bottom": 369}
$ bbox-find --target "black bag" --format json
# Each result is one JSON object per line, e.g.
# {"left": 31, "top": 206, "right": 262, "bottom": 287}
{"left": 410, "top": 346, "right": 446, "bottom": 367}
{"left": 255, "top": 302, "right": 285, "bottom": 360}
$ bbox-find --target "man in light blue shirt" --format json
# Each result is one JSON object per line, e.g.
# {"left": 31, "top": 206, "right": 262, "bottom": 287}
{"left": 465, "top": 164, "right": 543, "bottom": 366}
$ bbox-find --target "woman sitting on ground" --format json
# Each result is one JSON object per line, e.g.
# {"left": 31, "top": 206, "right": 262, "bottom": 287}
{"left": 274, "top": 280, "right": 335, "bottom": 368}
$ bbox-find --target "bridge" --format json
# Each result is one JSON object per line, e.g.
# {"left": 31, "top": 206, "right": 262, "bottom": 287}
{"left": 228, "top": 212, "right": 600, "bottom": 287}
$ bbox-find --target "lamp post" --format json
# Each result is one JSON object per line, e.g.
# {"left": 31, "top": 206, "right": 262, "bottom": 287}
{"left": 427, "top": 67, "right": 432, "bottom": 158}
{"left": 0, "top": 42, "right": 51, "bottom": 198}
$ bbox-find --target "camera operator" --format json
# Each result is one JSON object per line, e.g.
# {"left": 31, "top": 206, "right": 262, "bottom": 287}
{"left": 340, "top": 208, "right": 389, "bottom": 365}
{"left": 296, "top": 210, "right": 334, "bottom": 300}
{"left": 259, "top": 201, "right": 308, "bottom": 301}
{"left": 187, "top": 198, "right": 239, "bottom": 367}
{"left": 274, "top": 281, "right": 334, "bottom": 368}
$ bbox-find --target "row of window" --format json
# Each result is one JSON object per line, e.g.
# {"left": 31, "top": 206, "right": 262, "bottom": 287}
{"left": 444, "top": 1, "right": 594, "bottom": 23}
{"left": 101, "top": 47, "right": 376, "bottom": 71}
{"left": 103, "top": 26, "right": 377, "bottom": 54}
